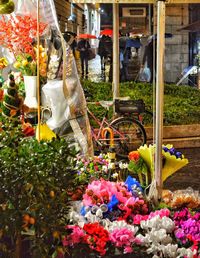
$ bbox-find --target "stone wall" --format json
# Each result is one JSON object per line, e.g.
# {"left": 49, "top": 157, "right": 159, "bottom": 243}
{"left": 154, "top": 4, "right": 189, "bottom": 83}
{"left": 54, "top": 0, "right": 85, "bottom": 33}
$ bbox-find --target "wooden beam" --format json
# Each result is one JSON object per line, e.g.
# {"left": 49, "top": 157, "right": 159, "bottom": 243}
{"left": 113, "top": 3, "right": 120, "bottom": 100}
{"left": 72, "top": 0, "right": 200, "bottom": 4}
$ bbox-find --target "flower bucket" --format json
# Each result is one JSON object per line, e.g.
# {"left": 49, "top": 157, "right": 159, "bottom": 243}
{"left": 23, "top": 75, "right": 37, "bottom": 109}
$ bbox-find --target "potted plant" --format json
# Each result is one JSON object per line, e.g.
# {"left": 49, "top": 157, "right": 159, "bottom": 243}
{"left": 0, "top": 121, "right": 77, "bottom": 257}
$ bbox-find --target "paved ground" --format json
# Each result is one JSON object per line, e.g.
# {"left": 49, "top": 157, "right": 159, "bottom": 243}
{"left": 164, "top": 147, "right": 200, "bottom": 191}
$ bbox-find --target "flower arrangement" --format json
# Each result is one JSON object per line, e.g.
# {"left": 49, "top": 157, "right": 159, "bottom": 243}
{"left": 0, "top": 15, "right": 47, "bottom": 58}
{"left": 62, "top": 221, "right": 142, "bottom": 257}
{"left": 79, "top": 176, "right": 148, "bottom": 224}
{"left": 64, "top": 175, "right": 200, "bottom": 258}
{"left": 137, "top": 144, "right": 188, "bottom": 182}
{"left": 13, "top": 45, "right": 48, "bottom": 77}
{"left": 162, "top": 187, "right": 200, "bottom": 209}
{"left": 128, "top": 150, "right": 149, "bottom": 187}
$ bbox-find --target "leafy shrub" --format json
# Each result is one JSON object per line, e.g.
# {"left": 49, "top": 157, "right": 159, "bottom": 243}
{"left": 82, "top": 80, "right": 200, "bottom": 125}
{"left": 0, "top": 122, "right": 77, "bottom": 256}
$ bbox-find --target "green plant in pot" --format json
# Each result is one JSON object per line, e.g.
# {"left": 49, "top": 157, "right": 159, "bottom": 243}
{"left": 0, "top": 122, "right": 77, "bottom": 257}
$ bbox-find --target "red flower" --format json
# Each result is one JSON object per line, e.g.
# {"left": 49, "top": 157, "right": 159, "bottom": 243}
{"left": 83, "top": 222, "right": 109, "bottom": 255}
{"left": 128, "top": 151, "right": 140, "bottom": 162}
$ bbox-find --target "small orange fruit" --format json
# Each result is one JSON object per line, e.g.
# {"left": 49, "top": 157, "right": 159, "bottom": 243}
{"left": 52, "top": 231, "right": 60, "bottom": 239}
{"left": 50, "top": 190, "right": 55, "bottom": 198}
{"left": 29, "top": 217, "right": 35, "bottom": 225}
{"left": 23, "top": 214, "right": 30, "bottom": 222}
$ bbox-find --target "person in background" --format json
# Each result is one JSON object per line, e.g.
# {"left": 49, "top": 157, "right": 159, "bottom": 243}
{"left": 63, "top": 31, "right": 77, "bottom": 56}
{"left": 141, "top": 36, "right": 156, "bottom": 83}
{"left": 77, "top": 38, "right": 90, "bottom": 79}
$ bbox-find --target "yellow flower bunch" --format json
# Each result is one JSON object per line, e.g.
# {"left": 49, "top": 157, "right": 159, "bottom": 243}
{"left": 0, "top": 57, "right": 8, "bottom": 70}
{"left": 36, "top": 45, "right": 48, "bottom": 77}
{"left": 13, "top": 45, "right": 48, "bottom": 77}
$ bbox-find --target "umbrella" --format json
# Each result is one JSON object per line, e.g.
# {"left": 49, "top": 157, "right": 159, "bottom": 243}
{"left": 126, "top": 38, "right": 142, "bottom": 48}
{"left": 100, "top": 29, "right": 113, "bottom": 36}
{"left": 78, "top": 33, "right": 97, "bottom": 39}
{"left": 119, "top": 37, "right": 142, "bottom": 49}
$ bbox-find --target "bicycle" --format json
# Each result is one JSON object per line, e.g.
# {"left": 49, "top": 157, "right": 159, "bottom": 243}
{"left": 87, "top": 99, "right": 148, "bottom": 158}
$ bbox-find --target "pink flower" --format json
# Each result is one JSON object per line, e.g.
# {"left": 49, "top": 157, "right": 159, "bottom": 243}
{"left": 110, "top": 228, "right": 140, "bottom": 253}
{"left": 124, "top": 246, "right": 133, "bottom": 253}
{"left": 62, "top": 225, "right": 85, "bottom": 246}
{"left": 133, "top": 214, "right": 149, "bottom": 224}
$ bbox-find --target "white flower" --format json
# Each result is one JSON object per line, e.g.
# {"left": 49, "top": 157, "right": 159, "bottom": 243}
{"left": 112, "top": 172, "right": 118, "bottom": 178}
{"left": 119, "top": 162, "right": 128, "bottom": 169}
{"left": 102, "top": 165, "right": 108, "bottom": 172}
{"left": 105, "top": 220, "right": 138, "bottom": 234}
{"left": 140, "top": 215, "right": 175, "bottom": 233}
{"left": 177, "top": 247, "right": 193, "bottom": 258}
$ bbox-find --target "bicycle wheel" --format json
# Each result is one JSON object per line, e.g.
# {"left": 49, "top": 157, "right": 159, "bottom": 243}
{"left": 139, "top": 110, "right": 154, "bottom": 126}
{"left": 109, "top": 117, "right": 147, "bottom": 158}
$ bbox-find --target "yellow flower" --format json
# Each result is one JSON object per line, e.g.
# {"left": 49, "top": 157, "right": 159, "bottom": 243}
{"left": 13, "top": 61, "right": 21, "bottom": 69}
{"left": 22, "top": 60, "right": 28, "bottom": 66}
{"left": 0, "top": 57, "right": 8, "bottom": 68}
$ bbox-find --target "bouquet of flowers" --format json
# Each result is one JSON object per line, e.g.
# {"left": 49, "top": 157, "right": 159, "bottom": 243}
{"left": 80, "top": 176, "right": 148, "bottom": 224}
{"left": 0, "top": 15, "right": 48, "bottom": 78}
{"left": 138, "top": 144, "right": 188, "bottom": 182}
{"left": 13, "top": 45, "right": 47, "bottom": 77}
{"left": 128, "top": 151, "right": 149, "bottom": 187}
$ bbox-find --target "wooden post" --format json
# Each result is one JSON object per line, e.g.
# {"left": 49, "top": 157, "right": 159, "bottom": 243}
{"left": 112, "top": 3, "right": 120, "bottom": 100}
{"left": 155, "top": 0, "right": 166, "bottom": 199}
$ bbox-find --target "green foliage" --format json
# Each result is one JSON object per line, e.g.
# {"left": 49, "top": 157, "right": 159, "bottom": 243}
{"left": 82, "top": 80, "right": 200, "bottom": 125}
{"left": 0, "top": 123, "right": 77, "bottom": 256}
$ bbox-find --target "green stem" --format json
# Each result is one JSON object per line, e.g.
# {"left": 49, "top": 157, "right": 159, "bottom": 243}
{"left": 138, "top": 171, "right": 144, "bottom": 186}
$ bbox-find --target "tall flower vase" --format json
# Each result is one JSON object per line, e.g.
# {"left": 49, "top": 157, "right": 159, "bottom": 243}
{"left": 23, "top": 75, "right": 38, "bottom": 109}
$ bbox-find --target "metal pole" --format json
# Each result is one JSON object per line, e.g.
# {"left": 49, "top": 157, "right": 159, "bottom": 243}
{"left": 37, "top": 0, "right": 41, "bottom": 141}
{"left": 155, "top": 0, "right": 166, "bottom": 198}
{"left": 112, "top": 3, "right": 120, "bottom": 99}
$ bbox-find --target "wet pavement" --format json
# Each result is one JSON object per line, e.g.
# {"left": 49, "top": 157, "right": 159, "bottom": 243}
{"left": 164, "top": 147, "right": 200, "bottom": 191}
{"left": 88, "top": 55, "right": 111, "bottom": 82}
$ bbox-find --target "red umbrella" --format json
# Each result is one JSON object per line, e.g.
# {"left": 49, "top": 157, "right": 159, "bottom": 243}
{"left": 100, "top": 29, "right": 113, "bottom": 36}
{"left": 78, "top": 33, "right": 97, "bottom": 39}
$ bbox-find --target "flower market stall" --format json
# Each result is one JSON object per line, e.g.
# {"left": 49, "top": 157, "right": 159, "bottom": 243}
{"left": 0, "top": 0, "right": 93, "bottom": 156}
{"left": 0, "top": 0, "right": 200, "bottom": 257}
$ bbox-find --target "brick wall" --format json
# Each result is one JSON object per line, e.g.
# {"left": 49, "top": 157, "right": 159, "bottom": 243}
{"left": 154, "top": 4, "right": 189, "bottom": 83}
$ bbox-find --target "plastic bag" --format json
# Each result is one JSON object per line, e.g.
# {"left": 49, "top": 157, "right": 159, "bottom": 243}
{"left": 139, "top": 67, "right": 151, "bottom": 82}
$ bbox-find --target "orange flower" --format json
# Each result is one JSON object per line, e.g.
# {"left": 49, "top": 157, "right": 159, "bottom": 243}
{"left": 10, "top": 109, "right": 17, "bottom": 116}
{"left": 128, "top": 151, "right": 140, "bottom": 162}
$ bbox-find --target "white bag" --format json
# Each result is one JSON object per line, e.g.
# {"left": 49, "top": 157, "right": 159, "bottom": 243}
{"left": 139, "top": 67, "right": 151, "bottom": 82}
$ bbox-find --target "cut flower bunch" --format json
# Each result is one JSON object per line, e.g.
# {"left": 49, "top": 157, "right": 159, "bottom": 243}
{"left": 13, "top": 45, "right": 48, "bottom": 77}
